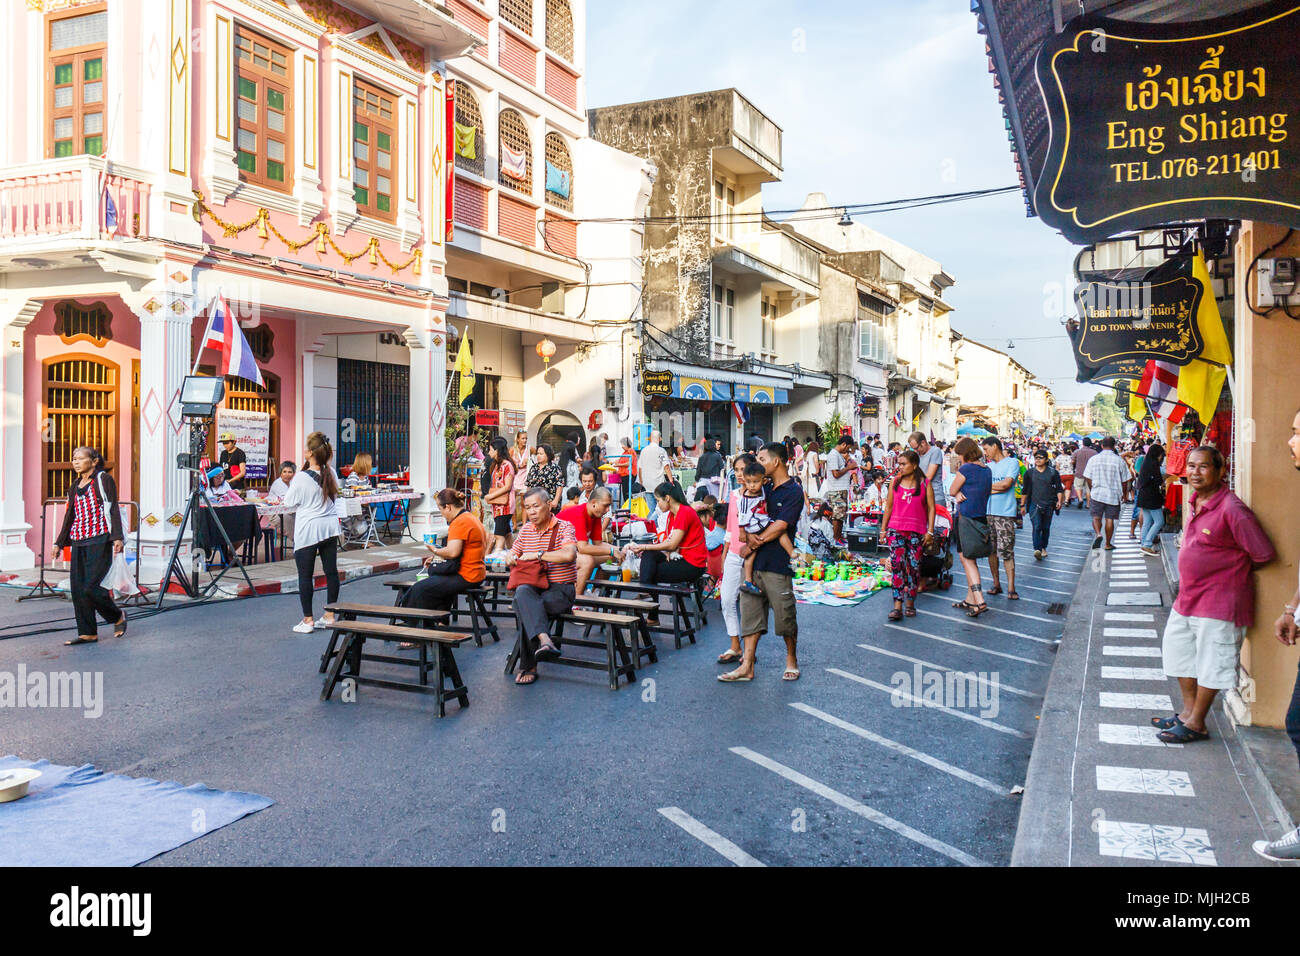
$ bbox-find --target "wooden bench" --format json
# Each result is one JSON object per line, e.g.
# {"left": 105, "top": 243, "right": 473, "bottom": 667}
{"left": 574, "top": 593, "right": 658, "bottom": 665}
{"left": 319, "top": 617, "right": 469, "bottom": 718}
{"left": 504, "top": 609, "right": 641, "bottom": 690}
{"left": 591, "top": 579, "right": 707, "bottom": 649}
{"left": 383, "top": 579, "right": 501, "bottom": 647}
{"left": 318, "top": 603, "right": 450, "bottom": 673}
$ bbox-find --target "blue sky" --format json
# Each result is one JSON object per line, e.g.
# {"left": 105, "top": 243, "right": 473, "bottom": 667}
{"left": 587, "top": 0, "right": 1101, "bottom": 404}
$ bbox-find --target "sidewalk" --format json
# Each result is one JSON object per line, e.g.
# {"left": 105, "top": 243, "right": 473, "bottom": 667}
{"left": 1013, "top": 505, "right": 1296, "bottom": 866}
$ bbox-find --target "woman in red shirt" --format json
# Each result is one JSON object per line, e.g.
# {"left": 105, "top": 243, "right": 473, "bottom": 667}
{"left": 625, "top": 483, "right": 707, "bottom": 621}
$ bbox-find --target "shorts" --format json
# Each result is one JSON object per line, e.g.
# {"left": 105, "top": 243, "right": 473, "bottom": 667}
{"left": 987, "top": 515, "right": 1016, "bottom": 560}
{"left": 1162, "top": 609, "right": 1244, "bottom": 690}
{"left": 825, "top": 491, "right": 849, "bottom": 521}
{"left": 739, "top": 569, "right": 797, "bottom": 638}
{"left": 492, "top": 515, "right": 512, "bottom": 537}
{"left": 1089, "top": 498, "right": 1120, "bottom": 520}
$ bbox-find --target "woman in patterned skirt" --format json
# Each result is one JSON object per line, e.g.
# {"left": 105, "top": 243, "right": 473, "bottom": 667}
{"left": 880, "top": 449, "right": 935, "bottom": 621}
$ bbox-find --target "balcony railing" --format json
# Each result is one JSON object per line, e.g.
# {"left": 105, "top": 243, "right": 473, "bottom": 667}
{"left": 731, "top": 91, "right": 782, "bottom": 170}
{"left": 731, "top": 228, "right": 819, "bottom": 288}
{"left": 0, "top": 156, "right": 151, "bottom": 243}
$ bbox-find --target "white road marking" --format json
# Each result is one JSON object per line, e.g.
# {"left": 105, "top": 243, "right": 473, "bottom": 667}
{"left": 1095, "top": 766, "right": 1194, "bottom": 797}
{"left": 827, "top": 668, "right": 1032, "bottom": 738}
{"left": 1103, "top": 627, "right": 1159, "bottom": 638}
{"left": 1101, "top": 665, "right": 1168, "bottom": 681}
{"left": 729, "top": 747, "right": 989, "bottom": 867}
{"left": 913, "top": 608, "right": 1056, "bottom": 645}
{"left": 856, "top": 642, "right": 1039, "bottom": 697}
{"left": 1105, "top": 612, "right": 1155, "bottom": 622}
{"left": 1096, "top": 820, "right": 1216, "bottom": 865}
{"left": 657, "top": 807, "right": 766, "bottom": 866}
{"left": 917, "top": 591, "right": 1053, "bottom": 623}
{"left": 1012, "top": 582, "right": 1072, "bottom": 596}
{"left": 1098, "top": 723, "right": 1184, "bottom": 748}
{"left": 882, "top": 625, "right": 1049, "bottom": 666}
{"left": 1100, "top": 691, "right": 1174, "bottom": 709}
{"left": 791, "top": 703, "right": 1011, "bottom": 794}
{"left": 1103, "top": 646, "right": 1162, "bottom": 658}
{"left": 1108, "top": 581, "right": 1153, "bottom": 588}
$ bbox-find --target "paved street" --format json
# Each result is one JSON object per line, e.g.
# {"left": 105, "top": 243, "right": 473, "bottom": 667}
{"left": 1, "top": 509, "right": 1095, "bottom": 866}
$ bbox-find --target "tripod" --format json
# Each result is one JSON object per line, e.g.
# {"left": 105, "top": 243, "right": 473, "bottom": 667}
{"left": 17, "top": 502, "right": 64, "bottom": 602}
{"left": 157, "top": 420, "right": 254, "bottom": 608}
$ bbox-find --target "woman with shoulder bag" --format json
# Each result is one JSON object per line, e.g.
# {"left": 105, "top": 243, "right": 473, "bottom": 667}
{"left": 947, "top": 436, "right": 992, "bottom": 618}
{"left": 400, "top": 488, "right": 488, "bottom": 627}
{"left": 54, "top": 446, "right": 127, "bottom": 646}
{"left": 284, "top": 432, "right": 343, "bottom": 634}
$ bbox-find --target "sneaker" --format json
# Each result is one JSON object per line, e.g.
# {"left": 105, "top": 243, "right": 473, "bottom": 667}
{"left": 1140, "top": 546, "right": 1159, "bottom": 556}
{"left": 292, "top": 620, "right": 315, "bottom": 634}
{"left": 1253, "top": 825, "right": 1300, "bottom": 861}
{"left": 739, "top": 581, "right": 763, "bottom": 595}
{"left": 315, "top": 616, "right": 335, "bottom": 629}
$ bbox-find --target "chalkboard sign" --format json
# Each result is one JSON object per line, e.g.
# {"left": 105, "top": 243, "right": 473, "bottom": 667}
{"left": 1035, "top": 1, "right": 1300, "bottom": 243}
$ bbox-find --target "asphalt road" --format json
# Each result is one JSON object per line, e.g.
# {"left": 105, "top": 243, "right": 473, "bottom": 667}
{"left": 0, "top": 507, "right": 1097, "bottom": 866}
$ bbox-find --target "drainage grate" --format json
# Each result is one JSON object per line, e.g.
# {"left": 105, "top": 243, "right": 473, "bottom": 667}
{"left": 1046, "top": 602, "right": 1068, "bottom": 615}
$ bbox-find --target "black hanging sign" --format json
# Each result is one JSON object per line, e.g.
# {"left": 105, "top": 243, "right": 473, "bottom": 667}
{"left": 641, "top": 370, "right": 673, "bottom": 396}
{"left": 1069, "top": 255, "right": 1206, "bottom": 382}
{"left": 858, "top": 396, "right": 880, "bottom": 417}
{"left": 1034, "top": 0, "right": 1300, "bottom": 244}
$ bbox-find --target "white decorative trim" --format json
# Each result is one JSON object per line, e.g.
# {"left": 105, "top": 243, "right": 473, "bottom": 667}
{"left": 330, "top": 33, "right": 421, "bottom": 94}
{"left": 222, "top": 178, "right": 326, "bottom": 228}
{"left": 225, "top": 0, "right": 325, "bottom": 44}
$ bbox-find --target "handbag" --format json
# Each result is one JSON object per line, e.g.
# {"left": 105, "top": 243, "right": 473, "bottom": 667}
{"left": 507, "top": 523, "right": 559, "bottom": 590}
{"left": 957, "top": 515, "right": 991, "bottom": 559}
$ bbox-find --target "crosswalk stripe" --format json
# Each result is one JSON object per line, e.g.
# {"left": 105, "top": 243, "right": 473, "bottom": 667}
{"left": 881, "top": 626, "right": 1049, "bottom": 666}
{"left": 917, "top": 591, "right": 1053, "bottom": 623}
{"left": 856, "top": 642, "right": 1039, "bottom": 697}
{"left": 729, "top": 746, "right": 989, "bottom": 867}
{"left": 1105, "top": 612, "right": 1155, "bottom": 622}
{"left": 827, "top": 668, "right": 1032, "bottom": 738}
{"left": 1011, "top": 582, "right": 1072, "bottom": 596}
{"left": 657, "top": 807, "right": 766, "bottom": 867}
{"left": 791, "top": 703, "right": 1012, "bottom": 794}
{"left": 913, "top": 608, "right": 1057, "bottom": 645}
{"left": 1103, "top": 627, "right": 1159, "bottom": 638}
{"left": 1102, "top": 646, "right": 1162, "bottom": 658}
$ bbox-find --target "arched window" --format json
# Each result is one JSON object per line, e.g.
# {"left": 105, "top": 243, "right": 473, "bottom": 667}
{"left": 543, "top": 131, "right": 572, "bottom": 211}
{"left": 499, "top": 0, "right": 532, "bottom": 35}
{"left": 453, "top": 81, "right": 484, "bottom": 177}
{"left": 545, "top": 0, "right": 573, "bottom": 60}
{"left": 498, "top": 108, "right": 532, "bottom": 193}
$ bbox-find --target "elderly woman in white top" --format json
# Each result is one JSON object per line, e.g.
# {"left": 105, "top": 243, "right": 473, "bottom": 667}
{"left": 284, "top": 432, "right": 343, "bottom": 634}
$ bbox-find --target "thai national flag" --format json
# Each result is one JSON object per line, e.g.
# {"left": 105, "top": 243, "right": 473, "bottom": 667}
{"left": 732, "top": 401, "right": 749, "bottom": 424}
{"left": 202, "top": 295, "right": 265, "bottom": 387}
{"left": 1138, "top": 359, "right": 1185, "bottom": 425}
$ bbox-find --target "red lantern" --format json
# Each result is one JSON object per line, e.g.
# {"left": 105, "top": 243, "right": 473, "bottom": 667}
{"left": 535, "top": 337, "right": 556, "bottom": 365}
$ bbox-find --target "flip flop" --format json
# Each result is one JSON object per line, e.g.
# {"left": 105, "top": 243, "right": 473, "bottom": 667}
{"left": 64, "top": 637, "right": 98, "bottom": 646}
{"left": 717, "top": 670, "right": 753, "bottom": 683}
{"left": 534, "top": 642, "right": 561, "bottom": 662}
{"left": 114, "top": 617, "right": 128, "bottom": 638}
{"left": 716, "top": 650, "right": 743, "bottom": 664}
{"left": 1007, "top": 591, "right": 1019, "bottom": 601}
{"left": 782, "top": 668, "right": 800, "bottom": 681}
{"left": 986, "top": 586, "right": 1003, "bottom": 595}
{"left": 515, "top": 670, "right": 538, "bottom": 685}
{"left": 1157, "top": 723, "right": 1210, "bottom": 743}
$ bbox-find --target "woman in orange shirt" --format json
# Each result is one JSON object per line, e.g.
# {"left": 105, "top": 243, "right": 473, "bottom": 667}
{"left": 401, "top": 488, "right": 488, "bottom": 618}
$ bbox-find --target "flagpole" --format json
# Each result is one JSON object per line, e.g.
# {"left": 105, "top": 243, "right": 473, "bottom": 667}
{"left": 191, "top": 292, "right": 218, "bottom": 375}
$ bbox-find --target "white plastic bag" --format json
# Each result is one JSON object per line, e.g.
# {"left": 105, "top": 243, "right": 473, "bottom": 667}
{"left": 621, "top": 548, "right": 641, "bottom": 579}
{"left": 101, "top": 552, "right": 140, "bottom": 597}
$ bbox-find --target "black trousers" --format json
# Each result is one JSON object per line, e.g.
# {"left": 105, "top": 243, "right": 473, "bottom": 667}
{"left": 70, "top": 538, "right": 121, "bottom": 636}
{"left": 404, "top": 571, "right": 473, "bottom": 613}
{"left": 1287, "top": 657, "right": 1300, "bottom": 771}
{"left": 295, "top": 537, "right": 340, "bottom": 618}
{"left": 639, "top": 550, "right": 705, "bottom": 586}
{"left": 514, "top": 582, "right": 575, "bottom": 670}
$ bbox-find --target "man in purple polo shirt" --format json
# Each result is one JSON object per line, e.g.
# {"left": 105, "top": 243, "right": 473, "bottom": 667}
{"left": 1153, "top": 446, "right": 1275, "bottom": 743}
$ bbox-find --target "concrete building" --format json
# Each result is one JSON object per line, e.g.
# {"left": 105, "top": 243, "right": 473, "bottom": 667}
{"left": 1054, "top": 401, "right": 1092, "bottom": 430}
{"left": 954, "top": 336, "right": 1053, "bottom": 438}
{"left": 588, "top": 89, "right": 833, "bottom": 452}
{"left": 792, "top": 193, "right": 960, "bottom": 444}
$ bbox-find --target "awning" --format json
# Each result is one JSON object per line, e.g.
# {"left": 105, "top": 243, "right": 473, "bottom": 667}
{"left": 911, "top": 388, "right": 936, "bottom": 404}
{"left": 645, "top": 363, "right": 791, "bottom": 405}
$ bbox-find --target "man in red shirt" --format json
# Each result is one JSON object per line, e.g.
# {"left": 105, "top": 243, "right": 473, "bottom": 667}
{"left": 1155, "top": 446, "right": 1275, "bottom": 743}
{"left": 557, "top": 487, "right": 620, "bottom": 599}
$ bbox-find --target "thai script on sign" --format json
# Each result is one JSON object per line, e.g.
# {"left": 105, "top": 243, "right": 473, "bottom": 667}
{"left": 1125, "top": 48, "right": 1266, "bottom": 111}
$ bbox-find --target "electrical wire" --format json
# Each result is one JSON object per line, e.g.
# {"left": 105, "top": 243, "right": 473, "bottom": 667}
{"left": 1243, "top": 227, "right": 1292, "bottom": 317}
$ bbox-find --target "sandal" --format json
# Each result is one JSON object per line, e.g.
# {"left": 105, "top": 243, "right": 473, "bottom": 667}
{"left": 515, "top": 670, "right": 538, "bottom": 685}
{"left": 986, "top": 585, "right": 1002, "bottom": 595}
{"left": 888, "top": 608, "right": 903, "bottom": 621}
{"left": 64, "top": 636, "right": 98, "bottom": 646}
{"left": 1157, "top": 723, "right": 1210, "bottom": 743}
{"left": 782, "top": 668, "right": 800, "bottom": 681}
{"left": 1007, "top": 591, "right": 1019, "bottom": 601}
{"left": 534, "top": 640, "right": 561, "bottom": 663}
{"left": 967, "top": 603, "right": 990, "bottom": 618}
{"left": 904, "top": 603, "right": 916, "bottom": 617}
{"left": 951, "top": 600, "right": 974, "bottom": 610}
{"left": 717, "top": 669, "right": 753, "bottom": 683}
{"left": 1150, "top": 714, "right": 1182, "bottom": 730}
{"left": 114, "top": 616, "right": 128, "bottom": 638}
{"left": 716, "top": 650, "right": 743, "bottom": 664}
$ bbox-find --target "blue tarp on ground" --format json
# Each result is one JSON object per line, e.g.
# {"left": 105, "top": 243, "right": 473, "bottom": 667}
{"left": 0, "top": 755, "right": 273, "bottom": 866}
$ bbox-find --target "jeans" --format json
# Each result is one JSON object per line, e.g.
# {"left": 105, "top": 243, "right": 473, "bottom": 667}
{"left": 1287, "top": 657, "right": 1300, "bottom": 771}
{"left": 719, "top": 551, "right": 744, "bottom": 637}
{"left": 1028, "top": 505, "right": 1054, "bottom": 552}
{"left": 1140, "top": 506, "right": 1165, "bottom": 548}
{"left": 295, "top": 537, "right": 340, "bottom": 618}
{"left": 513, "top": 582, "right": 576, "bottom": 670}
{"left": 70, "top": 538, "right": 122, "bottom": 636}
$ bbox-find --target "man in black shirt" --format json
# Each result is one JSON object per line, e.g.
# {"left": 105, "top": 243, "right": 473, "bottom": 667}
{"left": 720, "top": 441, "right": 803, "bottom": 683}
{"left": 218, "top": 432, "right": 248, "bottom": 491}
{"left": 1020, "top": 448, "right": 1065, "bottom": 559}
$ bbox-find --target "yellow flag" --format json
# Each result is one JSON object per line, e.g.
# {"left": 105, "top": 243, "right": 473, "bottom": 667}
{"left": 1177, "top": 253, "right": 1230, "bottom": 422}
{"left": 454, "top": 122, "right": 477, "bottom": 160}
{"left": 454, "top": 334, "right": 475, "bottom": 405}
{"left": 1126, "top": 378, "right": 1147, "bottom": 422}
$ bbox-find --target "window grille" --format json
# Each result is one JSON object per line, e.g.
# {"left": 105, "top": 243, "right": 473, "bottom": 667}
{"left": 545, "top": 0, "right": 573, "bottom": 59}
{"left": 498, "top": 108, "right": 532, "bottom": 193}
{"left": 543, "top": 131, "right": 572, "bottom": 211}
